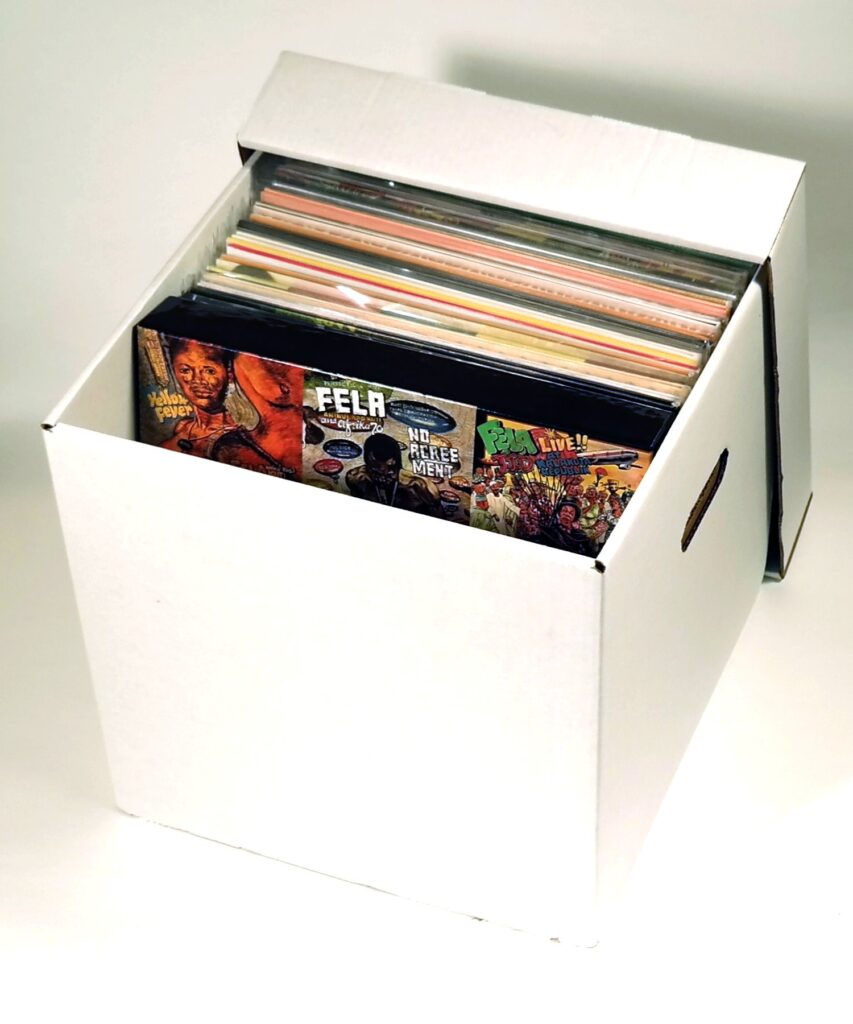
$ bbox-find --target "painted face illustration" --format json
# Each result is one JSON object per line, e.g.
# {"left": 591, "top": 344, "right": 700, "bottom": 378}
{"left": 558, "top": 504, "right": 579, "bottom": 530}
{"left": 363, "top": 433, "right": 402, "bottom": 504}
{"left": 171, "top": 342, "right": 229, "bottom": 412}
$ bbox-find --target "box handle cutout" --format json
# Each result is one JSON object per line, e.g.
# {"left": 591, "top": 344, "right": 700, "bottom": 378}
{"left": 682, "top": 449, "right": 729, "bottom": 552}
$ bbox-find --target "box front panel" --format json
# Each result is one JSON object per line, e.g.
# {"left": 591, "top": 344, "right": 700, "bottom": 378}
{"left": 46, "top": 421, "right": 601, "bottom": 938}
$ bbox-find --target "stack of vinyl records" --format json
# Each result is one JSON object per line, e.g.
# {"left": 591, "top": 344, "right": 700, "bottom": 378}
{"left": 135, "top": 156, "right": 754, "bottom": 556}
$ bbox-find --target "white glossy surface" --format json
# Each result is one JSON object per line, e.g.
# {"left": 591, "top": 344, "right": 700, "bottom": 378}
{"left": 2, "top": 2, "right": 851, "bottom": 1020}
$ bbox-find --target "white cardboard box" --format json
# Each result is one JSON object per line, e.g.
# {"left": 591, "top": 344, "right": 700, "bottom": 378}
{"left": 43, "top": 53, "right": 812, "bottom": 944}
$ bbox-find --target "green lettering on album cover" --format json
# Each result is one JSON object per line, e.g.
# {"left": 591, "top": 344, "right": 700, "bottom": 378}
{"left": 477, "top": 420, "right": 537, "bottom": 456}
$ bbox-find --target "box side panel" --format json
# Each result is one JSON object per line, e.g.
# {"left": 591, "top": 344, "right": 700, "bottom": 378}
{"left": 596, "top": 283, "right": 769, "bottom": 909}
{"left": 45, "top": 422, "right": 601, "bottom": 941}
{"left": 241, "top": 53, "right": 803, "bottom": 261}
{"left": 44, "top": 158, "right": 257, "bottom": 435}
{"left": 767, "top": 180, "right": 812, "bottom": 575}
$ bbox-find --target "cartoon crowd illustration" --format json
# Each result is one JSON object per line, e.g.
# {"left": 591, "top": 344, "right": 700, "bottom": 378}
{"left": 467, "top": 461, "right": 636, "bottom": 557}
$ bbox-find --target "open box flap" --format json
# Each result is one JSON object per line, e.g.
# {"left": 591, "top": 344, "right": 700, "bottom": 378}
{"left": 240, "top": 53, "right": 804, "bottom": 261}
{"left": 237, "top": 52, "right": 811, "bottom": 575}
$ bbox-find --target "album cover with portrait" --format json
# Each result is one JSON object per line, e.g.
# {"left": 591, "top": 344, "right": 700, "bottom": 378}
{"left": 303, "top": 372, "right": 475, "bottom": 523}
{"left": 136, "top": 294, "right": 657, "bottom": 556}
{"left": 136, "top": 326, "right": 304, "bottom": 481}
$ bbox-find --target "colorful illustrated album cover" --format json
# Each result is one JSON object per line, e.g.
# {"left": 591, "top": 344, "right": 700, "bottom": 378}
{"left": 138, "top": 327, "right": 304, "bottom": 479}
{"left": 471, "top": 417, "right": 650, "bottom": 556}
{"left": 137, "top": 325, "right": 650, "bottom": 556}
{"left": 302, "top": 373, "right": 475, "bottom": 523}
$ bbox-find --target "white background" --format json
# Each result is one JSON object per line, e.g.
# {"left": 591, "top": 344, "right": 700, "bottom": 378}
{"left": 2, "top": 2, "right": 852, "bottom": 1020}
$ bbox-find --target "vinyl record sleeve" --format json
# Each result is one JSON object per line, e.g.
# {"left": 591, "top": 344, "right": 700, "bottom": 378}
{"left": 139, "top": 292, "right": 678, "bottom": 452}
{"left": 198, "top": 259, "right": 693, "bottom": 403}
{"left": 135, "top": 294, "right": 665, "bottom": 556}
{"left": 226, "top": 220, "right": 711, "bottom": 374}
{"left": 258, "top": 156, "right": 754, "bottom": 301}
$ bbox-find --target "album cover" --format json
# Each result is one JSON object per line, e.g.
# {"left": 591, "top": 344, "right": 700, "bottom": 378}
{"left": 472, "top": 415, "right": 651, "bottom": 556}
{"left": 136, "top": 298, "right": 654, "bottom": 554}
{"left": 145, "top": 292, "right": 679, "bottom": 453}
{"left": 137, "top": 326, "right": 303, "bottom": 481}
{"left": 302, "top": 372, "right": 475, "bottom": 523}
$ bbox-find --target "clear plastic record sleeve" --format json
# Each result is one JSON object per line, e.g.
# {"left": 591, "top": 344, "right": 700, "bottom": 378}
{"left": 200, "top": 223, "right": 709, "bottom": 404}
{"left": 199, "top": 258, "right": 693, "bottom": 405}
{"left": 247, "top": 199, "right": 726, "bottom": 344}
{"left": 256, "top": 157, "right": 754, "bottom": 310}
{"left": 225, "top": 220, "right": 710, "bottom": 370}
{"left": 204, "top": 158, "right": 756, "bottom": 415}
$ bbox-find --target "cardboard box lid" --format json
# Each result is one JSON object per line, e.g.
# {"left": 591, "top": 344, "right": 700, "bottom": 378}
{"left": 239, "top": 52, "right": 811, "bottom": 574}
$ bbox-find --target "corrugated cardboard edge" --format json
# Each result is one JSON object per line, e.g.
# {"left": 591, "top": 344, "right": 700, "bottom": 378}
{"left": 761, "top": 171, "right": 813, "bottom": 579}
{"left": 756, "top": 259, "right": 784, "bottom": 577}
